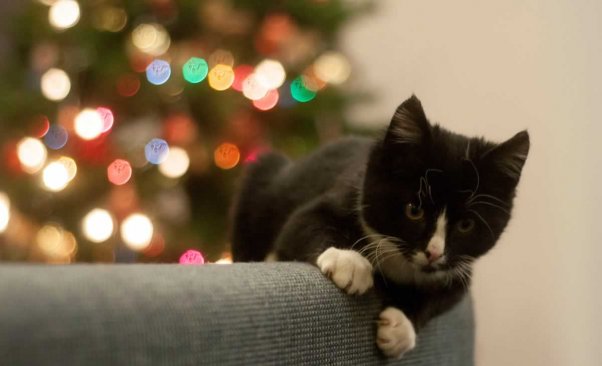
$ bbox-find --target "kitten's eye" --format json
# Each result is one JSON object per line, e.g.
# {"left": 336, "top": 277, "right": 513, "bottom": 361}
{"left": 405, "top": 203, "right": 425, "bottom": 221}
{"left": 456, "top": 218, "right": 475, "bottom": 233}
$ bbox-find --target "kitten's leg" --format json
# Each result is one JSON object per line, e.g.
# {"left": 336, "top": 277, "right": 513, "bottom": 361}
{"left": 316, "top": 247, "right": 373, "bottom": 295}
{"left": 376, "top": 307, "right": 416, "bottom": 359}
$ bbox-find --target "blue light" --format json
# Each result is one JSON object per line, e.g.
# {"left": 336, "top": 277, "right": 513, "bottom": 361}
{"left": 44, "top": 124, "right": 69, "bottom": 150}
{"left": 146, "top": 60, "right": 171, "bottom": 86}
{"left": 145, "top": 138, "right": 170, "bottom": 165}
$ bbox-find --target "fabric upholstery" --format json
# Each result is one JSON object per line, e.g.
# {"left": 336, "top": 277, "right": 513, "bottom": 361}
{"left": 0, "top": 263, "right": 474, "bottom": 365}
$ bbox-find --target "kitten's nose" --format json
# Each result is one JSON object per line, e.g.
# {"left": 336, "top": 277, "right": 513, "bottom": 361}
{"left": 424, "top": 249, "right": 442, "bottom": 262}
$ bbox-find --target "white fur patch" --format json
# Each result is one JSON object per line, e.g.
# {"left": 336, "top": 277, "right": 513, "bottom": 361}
{"left": 422, "top": 211, "right": 447, "bottom": 265}
{"left": 316, "top": 247, "right": 374, "bottom": 295}
{"left": 377, "top": 307, "right": 416, "bottom": 359}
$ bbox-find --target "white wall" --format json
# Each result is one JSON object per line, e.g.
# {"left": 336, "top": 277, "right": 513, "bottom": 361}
{"left": 342, "top": 1, "right": 602, "bottom": 365}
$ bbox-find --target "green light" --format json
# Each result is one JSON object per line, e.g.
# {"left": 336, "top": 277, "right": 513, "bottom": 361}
{"left": 182, "top": 57, "right": 208, "bottom": 84}
{"left": 290, "top": 77, "right": 316, "bottom": 103}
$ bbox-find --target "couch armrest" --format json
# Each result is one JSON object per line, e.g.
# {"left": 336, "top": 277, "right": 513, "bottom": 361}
{"left": 0, "top": 263, "right": 473, "bottom": 365}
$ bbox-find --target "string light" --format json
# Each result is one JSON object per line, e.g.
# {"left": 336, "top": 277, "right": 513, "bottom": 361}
{"left": 314, "top": 51, "right": 351, "bottom": 85}
{"left": 131, "top": 23, "right": 171, "bottom": 56}
{"left": 121, "top": 213, "right": 153, "bottom": 251}
{"left": 30, "top": 115, "right": 50, "bottom": 138}
{"left": 253, "top": 89, "right": 279, "bottom": 111}
{"left": 42, "top": 161, "right": 70, "bottom": 192}
{"left": 179, "top": 249, "right": 205, "bottom": 265}
{"left": 44, "top": 124, "right": 69, "bottom": 150}
{"left": 242, "top": 73, "right": 268, "bottom": 100}
{"left": 107, "top": 159, "right": 132, "bottom": 185}
{"left": 93, "top": 6, "right": 127, "bottom": 33}
{"left": 74, "top": 109, "right": 104, "bottom": 140}
{"left": 145, "top": 138, "right": 170, "bottom": 165}
{"left": 182, "top": 57, "right": 209, "bottom": 84}
{"left": 214, "top": 143, "right": 240, "bottom": 170}
{"left": 208, "top": 64, "right": 235, "bottom": 91}
{"left": 208, "top": 49, "right": 234, "bottom": 68}
{"left": 255, "top": 59, "right": 286, "bottom": 89}
{"left": 0, "top": 193, "right": 10, "bottom": 234}
{"left": 96, "top": 107, "right": 114, "bottom": 132}
{"left": 159, "top": 147, "right": 190, "bottom": 179}
{"left": 232, "top": 65, "right": 253, "bottom": 92}
{"left": 146, "top": 59, "right": 171, "bottom": 85}
{"left": 48, "top": 0, "right": 80, "bottom": 30}
{"left": 36, "top": 224, "right": 77, "bottom": 262}
{"left": 17, "top": 137, "right": 48, "bottom": 174}
{"left": 82, "top": 208, "right": 114, "bottom": 243}
{"left": 57, "top": 156, "right": 77, "bottom": 181}
{"left": 41, "top": 68, "right": 71, "bottom": 101}
{"left": 290, "top": 77, "right": 316, "bottom": 102}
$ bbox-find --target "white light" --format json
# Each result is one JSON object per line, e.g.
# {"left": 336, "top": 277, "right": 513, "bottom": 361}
{"left": 49, "top": 0, "right": 81, "bottom": 30}
{"left": 82, "top": 208, "right": 114, "bottom": 243}
{"left": 121, "top": 213, "right": 153, "bottom": 251}
{"left": 0, "top": 193, "right": 10, "bottom": 234}
{"left": 42, "top": 161, "right": 70, "bottom": 192}
{"left": 131, "top": 23, "right": 171, "bottom": 56}
{"left": 74, "top": 109, "right": 104, "bottom": 140}
{"left": 17, "top": 137, "right": 48, "bottom": 174}
{"left": 314, "top": 52, "right": 351, "bottom": 85}
{"left": 57, "top": 156, "right": 77, "bottom": 181}
{"left": 159, "top": 147, "right": 190, "bottom": 179}
{"left": 242, "top": 73, "right": 269, "bottom": 101}
{"left": 255, "top": 59, "right": 286, "bottom": 89}
{"left": 41, "top": 68, "right": 71, "bottom": 101}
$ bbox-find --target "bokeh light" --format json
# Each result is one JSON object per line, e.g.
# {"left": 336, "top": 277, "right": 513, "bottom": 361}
{"left": 290, "top": 77, "right": 316, "bottom": 102}
{"left": 159, "top": 146, "right": 190, "bottom": 179}
{"left": 96, "top": 107, "right": 114, "bottom": 132}
{"left": 145, "top": 138, "right": 170, "bottom": 165}
{"left": 182, "top": 57, "right": 209, "bottom": 84}
{"left": 30, "top": 115, "right": 51, "bottom": 138}
{"left": 82, "top": 208, "right": 114, "bottom": 243}
{"left": 36, "top": 224, "right": 77, "bottom": 262}
{"left": 208, "top": 64, "right": 235, "bottom": 91}
{"left": 214, "top": 143, "right": 240, "bottom": 170}
{"left": 44, "top": 124, "right": 69, "bottom": 150}
{"left": 121, "top": 213, "right": 154, "bottom": 251}
{"left": 132, "top": 23, "right": 171, "bottom": 56}
{"left": 255, "top": 59, "right": 286, "bottom": 89}
{"left": 314, "top": 51, "right": 351, "bottom": 85}
{"left": 116, "top": 74, "right": 140, "bottom": 97}
{"left": 146, "top": 59, "right": 171, "bottom": 85}
{"left": 215, "top": 252, "right": 233, "bottom": 264}
{"left": 42, "top": 161, "right": 70, "bottom": 192}
{"left": 179, "top": 249, "right": 205, "bottom": 265}
{"left": 242, "top": 73, "right": 269, "bottom": 100}
{"left": 0, "top": 193, "right": 10, "bottom": 234}
{"left": 74, "top": 109, "right": 104, "bottom": 140}
{"left": 208, "top": 49, "right": 234, "bottom": 68}
{"left": 107, "top": 159, "right": 132, "bottom": 185}
{"left": 93, "top": 6, "right": 127, "bottom": 32}
{"left": 232, "top": 64, "right": 253, "bottom": 92}
{"left": 253, "top": 89, "right": 279, "bottom": 111}
{"left": 17, "top": 137, "right": 48, "bottom": 174}
{"left": 41, "top": 68, "right": 71, "bottom": 101}
{"left": 57, "top": 156, "right": 77, "bottom": 181}
{"left": 49, "top": 0, "right": 80, "bottom": 30}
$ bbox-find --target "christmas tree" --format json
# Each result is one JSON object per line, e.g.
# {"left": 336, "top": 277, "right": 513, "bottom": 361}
{"left": 0, "top": 0, "right": 372, "bottom": 264}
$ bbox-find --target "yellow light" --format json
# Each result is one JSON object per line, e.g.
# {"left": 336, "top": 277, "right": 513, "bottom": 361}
{"left": 41, "top": 68, "right": 71, "bottom": 101}
{"left": 255, "top": 59, "right": 286, "bottom": 89}
{"left": 17, "top": 137, "right": 48, "bottom": 174}
{"left": 49, "top": 0, "right": 81, "bottom": 30}
{"left": 208, "top": 64, "right": 235, "bottom": 91}
{"left": 208, "top": 49, "right": 235, "bottom": 68}
{"left": 36, "top": 224, "right": 77, "bottom": 261}
{"left": 121, "top": 213, "right": 153, "bottom": 251}
{"left": 82, "top": 208, "right": 114, "bottom": 243}
{"left": 314, "top": 51, "right": 351, "bottom": 85}
{"left": 131, "top": 23, "right": 171, "bottom": 56}
{"left": 42, "top": 161, "right": 70, "bottom": 192}
{"left": 0, "top": 193, "right": 10, "bottom": 234}
{"left": 159, "top": 147, "right": 190, "bottom": 179}
{"left": 242, "top": 73, "right": 268, "bottom": 101}
{"left": 93, "top": 6, "right": 127, "bottom": 32}
{"left": 74, "top": 109, "right": 104, "bottom": 140}
{"left": 57, "top": 156, "right": 77, "bottom": 181}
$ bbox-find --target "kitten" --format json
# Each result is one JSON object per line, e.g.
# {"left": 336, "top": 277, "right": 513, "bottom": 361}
{"left": 231, "top": 95, "right": 529, "bottom": 359}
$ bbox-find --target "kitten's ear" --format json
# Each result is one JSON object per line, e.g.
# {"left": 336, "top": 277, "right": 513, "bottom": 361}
{"left": 386, "top": 95, "right": 430, "bottom": 145}
{"left": 484, "top": 130, "right": 530, "bottom": 182}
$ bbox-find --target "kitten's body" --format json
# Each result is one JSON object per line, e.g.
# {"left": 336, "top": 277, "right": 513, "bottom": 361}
{"left": 231, "top": 95, "right": 529, "bottom": 358}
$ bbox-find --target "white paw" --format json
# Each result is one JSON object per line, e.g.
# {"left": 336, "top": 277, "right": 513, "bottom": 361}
{"left": 316, "top": 247, "right": 374, "bottom": 295}
{"left": 376, "top": 307, "right": 416, "bottom": 359}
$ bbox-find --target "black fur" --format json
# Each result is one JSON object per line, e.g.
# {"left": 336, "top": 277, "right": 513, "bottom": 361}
{"left": 231, "top": 95, "right": 529, "bottom": 330}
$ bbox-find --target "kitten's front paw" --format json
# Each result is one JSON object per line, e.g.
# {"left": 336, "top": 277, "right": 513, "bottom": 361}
{"left": 377, "top": 307, "right": 416, "bottom": 359}
{"left": 316, "top": 247, "right": 373, "bottom": 295}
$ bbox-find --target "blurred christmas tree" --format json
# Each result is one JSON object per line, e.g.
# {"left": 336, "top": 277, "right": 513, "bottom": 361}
{"left": 0, "top": 0, "right": 372, "bottom": 264}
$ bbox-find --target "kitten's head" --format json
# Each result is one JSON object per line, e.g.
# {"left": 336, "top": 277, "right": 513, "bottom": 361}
{"left": 360, "top": 95, "right": 529, "bottom": 285}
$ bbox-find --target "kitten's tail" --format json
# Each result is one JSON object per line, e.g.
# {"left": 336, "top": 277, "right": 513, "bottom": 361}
{"left": 230, "top": 152, "right": 290, "bottom": 262}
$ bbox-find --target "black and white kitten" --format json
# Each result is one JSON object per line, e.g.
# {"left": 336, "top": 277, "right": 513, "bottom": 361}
{"left": 231, "top": 95, "right": 529, "bottom": 359}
